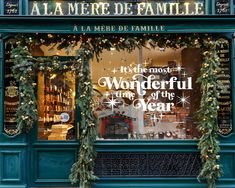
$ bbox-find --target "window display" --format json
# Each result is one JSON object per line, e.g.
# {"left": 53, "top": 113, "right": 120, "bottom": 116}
{"left": 92, "top": 47, "right": 201, "bottom": 140}
{"left": 37, "top": 71, "right": 76, "bottom": 140}
{"left": 7, "top": 37, "right": 230, "bottom": 141}
{"left": 3, "top": 43, "right": 215, "bottom": 140}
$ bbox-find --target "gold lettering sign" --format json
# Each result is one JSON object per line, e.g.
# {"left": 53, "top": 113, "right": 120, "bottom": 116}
{"left": 72, "top": 25, "right": 166, "bottom": 33}
{"left": 29, "top": 0, "right": 205, "bottom": 16}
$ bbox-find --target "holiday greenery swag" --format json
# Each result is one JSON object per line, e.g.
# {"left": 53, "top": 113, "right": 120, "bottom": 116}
{"left": 8, "top": 33, "right": 223, "bottom": 188}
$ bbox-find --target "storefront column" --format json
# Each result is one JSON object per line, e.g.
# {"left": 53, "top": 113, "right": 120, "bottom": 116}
{"left": 233, "top": 33, "right": 235, "bottom": 88}
{"left": 0, "top": 33, "right": 4, "bottom": 136}
{"left": 0, "top": 34, "right": 28, "bottom": 188}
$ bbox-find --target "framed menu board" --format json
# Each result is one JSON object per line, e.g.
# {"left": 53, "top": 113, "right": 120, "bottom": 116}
{"left": 217, "top": 38, "right": 232, "bottom": 136}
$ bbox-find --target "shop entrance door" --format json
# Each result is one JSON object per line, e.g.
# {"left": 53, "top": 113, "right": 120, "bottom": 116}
{"left": 28, "top": 55, "right": 79, "bottom": 188}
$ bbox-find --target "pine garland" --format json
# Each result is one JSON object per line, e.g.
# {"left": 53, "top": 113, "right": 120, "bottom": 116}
{"left": 197, "top": 39, "right": 223, "bottom": 187}
{"left": 11, "top": 44, "right": 38, "bottom": 133}
{"left": 9, "top": 33, "right": 223, "bottom": 188}
{"left": 69, "top": 43, "right": 98, "bottom": 187}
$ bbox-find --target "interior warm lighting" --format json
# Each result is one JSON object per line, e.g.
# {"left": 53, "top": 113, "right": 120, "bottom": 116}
{"left": 50, "top": 74, "right": 56, "bottom": 79}
{"left": 38, "top": 71, "right": 75, "bottom": 141}
{"left": 159, "top": 47, "right": 165, "bottom": 52}
{"left": 177, "top": 66, "right": 182, "bottom": 71}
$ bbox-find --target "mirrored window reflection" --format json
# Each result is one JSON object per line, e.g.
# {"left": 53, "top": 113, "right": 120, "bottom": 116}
{"left": 92, "top": 47, "right": 201, "bottom": 140}
{"left": 38, "top": 72, "right": 76, "bottom": 140}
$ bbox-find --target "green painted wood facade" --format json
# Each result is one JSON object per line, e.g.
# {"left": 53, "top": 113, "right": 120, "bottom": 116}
{"left": 1, "top": 0, "right": 235, "bottom": 188}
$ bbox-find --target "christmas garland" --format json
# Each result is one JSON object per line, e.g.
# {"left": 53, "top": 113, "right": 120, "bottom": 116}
{"left": 69, "top": 43, "right": 98, "bottom": 187}
{"left": 197, "top": 40, "right": 223, "bottom": 188}
{"left": 10, "top": 44, "right": 37, "bottom": 133}
{"left": 8, "top": 33, "right": 223, "bottom": 188}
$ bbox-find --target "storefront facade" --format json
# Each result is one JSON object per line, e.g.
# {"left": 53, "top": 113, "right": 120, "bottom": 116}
{"left": 0, "top": 1, "right": 235, "bottom": 188}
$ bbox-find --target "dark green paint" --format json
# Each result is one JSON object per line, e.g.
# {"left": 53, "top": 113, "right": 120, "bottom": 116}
{"left": 1, "top": 1, "right": 235, "bottom": 187}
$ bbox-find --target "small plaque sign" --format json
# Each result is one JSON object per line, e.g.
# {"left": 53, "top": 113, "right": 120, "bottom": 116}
{"left": 4, "top": 0, "right": 20, "bottom": 15}
{"left": 217, "top": 38, "right": 232, "bottom": 136}
{"left": 215, "top": 0, "right": 230, "bottom": 15}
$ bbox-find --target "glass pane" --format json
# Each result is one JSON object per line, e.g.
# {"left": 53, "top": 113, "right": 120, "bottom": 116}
{"left": 38, "top": 71, "right": 76, "bottom": 140}
{"left": 4, "top": 43, "right": 20, "bottom": 136}
{"left": 92, "top": 47, "right": 201, "bottom": 140}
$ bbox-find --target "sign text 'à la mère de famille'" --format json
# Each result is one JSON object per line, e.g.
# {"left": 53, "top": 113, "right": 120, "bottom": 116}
{"left": 29, "top": 0, "right": 205, "bottom": 16}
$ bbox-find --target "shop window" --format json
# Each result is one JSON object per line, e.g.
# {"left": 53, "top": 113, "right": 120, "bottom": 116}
{"left": 37, "top": 71, "right": 76, "bottom": 140}
{"left": 3, "top": 37, "right": 232, "bottom": 140}
{"left": 92, "top": 47, "right": 202, "bottom": 140}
